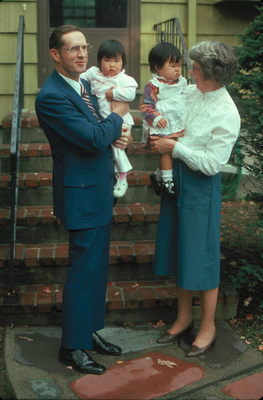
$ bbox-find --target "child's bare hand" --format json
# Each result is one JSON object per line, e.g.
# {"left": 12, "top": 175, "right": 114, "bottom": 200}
{"left": 105, "top": 89, "right": 114, "bottom": 101}
{"left": 157, "top": 118, "right": 167, "bottom": 128}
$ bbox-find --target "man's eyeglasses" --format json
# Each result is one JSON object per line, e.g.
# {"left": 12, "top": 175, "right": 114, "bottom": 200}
{"left": 61, "top": 43, "right": 92, "bottom": 54}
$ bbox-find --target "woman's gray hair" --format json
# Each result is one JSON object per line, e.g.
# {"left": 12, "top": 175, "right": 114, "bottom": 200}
{"left": 189, "top": 41, "right": 237, "bottom": 86}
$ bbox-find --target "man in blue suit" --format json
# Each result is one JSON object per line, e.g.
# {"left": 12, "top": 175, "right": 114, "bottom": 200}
{"left": 35, "top": 25, "right": 129, "bottom": 374}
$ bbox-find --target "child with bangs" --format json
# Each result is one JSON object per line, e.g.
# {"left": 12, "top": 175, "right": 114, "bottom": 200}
{"left": 81, "top": 39, "right": 138, "bottom": 198}
{"left": 140, "top": 42, "right": 187, "bottom": 196}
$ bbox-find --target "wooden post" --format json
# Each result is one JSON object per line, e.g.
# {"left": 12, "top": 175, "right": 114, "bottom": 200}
{"left": 188, "top": 0, "right": 197, "bottom": 50}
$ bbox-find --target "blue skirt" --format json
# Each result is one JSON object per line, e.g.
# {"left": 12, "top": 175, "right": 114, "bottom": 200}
{"left": 154, "top": 159, "right": 221, "bottom": 290}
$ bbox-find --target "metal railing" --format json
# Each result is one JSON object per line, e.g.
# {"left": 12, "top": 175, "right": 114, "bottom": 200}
{"left": 153, "top": 17, "right": 193, "bottom": 82}
{"left": 9, "top": 15, "right": 25, "bottom": 282}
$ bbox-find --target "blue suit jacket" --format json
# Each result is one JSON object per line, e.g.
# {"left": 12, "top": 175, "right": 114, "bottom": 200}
{"left": 35, "top": 70, "right": 123, "bottom": 230}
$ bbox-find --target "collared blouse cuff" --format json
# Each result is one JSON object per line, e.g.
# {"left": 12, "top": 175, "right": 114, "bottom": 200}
{"left": 172, "top": 141, "right": 193, "bottom": 160}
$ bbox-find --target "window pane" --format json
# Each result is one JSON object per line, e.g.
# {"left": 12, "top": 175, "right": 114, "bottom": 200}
{"left": 50, "top": 0, "right": 127, "bottom": 28}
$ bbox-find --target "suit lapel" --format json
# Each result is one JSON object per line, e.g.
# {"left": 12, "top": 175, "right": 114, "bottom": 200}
{"left": 51, "top": 70, "right": 100, "bottom": 122}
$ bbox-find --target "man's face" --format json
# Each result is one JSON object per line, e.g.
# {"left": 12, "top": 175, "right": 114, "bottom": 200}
{"left": 50, "top": 31, "right": 88, "bottom": 81}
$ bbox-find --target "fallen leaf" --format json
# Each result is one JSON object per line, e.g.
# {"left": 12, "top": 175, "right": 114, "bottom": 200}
{"left": 258, "top": 345, "right": 263, "bottom": 351}
{"left": 43, "top": 287, "right": 51, "bottom": 294}
{"left": 151, "top": 320, "right": 166, "bottom": 328}
{"left": 18, "top": 336, "right": 34, "bottom": 342}
{"left": 228, "top": 319, "right": 237, "bottom": 325}
{"left": 245, "top": 314, "right": 254, "bottom": 321}
{"left": 243, "top": 296, "right": 252, "bottom": 306}
{"left": 157, "top": 358, "right": 177, "bottom": 368}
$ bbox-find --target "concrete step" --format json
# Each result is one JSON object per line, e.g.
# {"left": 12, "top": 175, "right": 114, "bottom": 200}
{"left": 0, "top": 204, "right": 160, "bottom": 243}
{"left": 0, "top": 171, "right": 159, "bottom": 206}
{"left": 0, "top": 142, "right": 158, "bottom": 173}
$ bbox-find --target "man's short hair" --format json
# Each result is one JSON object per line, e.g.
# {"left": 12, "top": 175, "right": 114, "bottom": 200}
{"left": 49, "top": 25, "right": 82, "bottom": 50}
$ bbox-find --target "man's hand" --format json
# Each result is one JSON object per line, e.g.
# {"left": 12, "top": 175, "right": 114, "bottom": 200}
{"left": 111, "top": 101, "right": 129, "bottom": 116}
{"left": 114, "top": 133, "right": 132, "bottom": 149}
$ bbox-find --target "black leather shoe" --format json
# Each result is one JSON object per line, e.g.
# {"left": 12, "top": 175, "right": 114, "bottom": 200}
{"left": 157, "top": 321, "right": 194, "bottom": 344}
{"left": 162, "top": 180, "right": 177, "bottom": 197}
{"left": 59, "top": 347, "right": 106, "bottom": 374}
{"left": 92, "top": 332, "right": 122, "bottom": 355}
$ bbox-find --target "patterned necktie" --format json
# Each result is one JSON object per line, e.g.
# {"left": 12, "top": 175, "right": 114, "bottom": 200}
{"left": 80, "top": 83, "right": 100, "bottom": 121}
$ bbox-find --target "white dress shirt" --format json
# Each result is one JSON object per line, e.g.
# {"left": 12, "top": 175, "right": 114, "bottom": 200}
{"left": 172, "top": 85, "right": 241, "bottom": 176}
{"left": 59, "top": 73, "right": 82, "bottom": 95}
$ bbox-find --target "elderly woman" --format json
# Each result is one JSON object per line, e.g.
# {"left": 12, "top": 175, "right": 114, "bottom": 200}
{"left": 150, "top": 40, "right": 241, "bottom": 357}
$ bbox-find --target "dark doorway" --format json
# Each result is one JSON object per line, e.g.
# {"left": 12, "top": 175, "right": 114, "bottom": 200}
{"left": 37, "top": 0, "right": 140, "bottom": 87}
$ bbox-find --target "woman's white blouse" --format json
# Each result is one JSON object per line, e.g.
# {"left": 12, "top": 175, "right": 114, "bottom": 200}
{"left": 172, "top": 85, "right": 241, "bottom": 176}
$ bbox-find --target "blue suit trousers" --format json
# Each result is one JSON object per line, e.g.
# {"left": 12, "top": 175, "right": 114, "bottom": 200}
{"left": 62, "top": 224, "right": 111, "bottom": 349}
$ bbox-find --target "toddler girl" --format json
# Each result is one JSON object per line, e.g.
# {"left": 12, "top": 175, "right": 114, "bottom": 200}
{"left": 140, "top": 42, "right": 187, "bottom": 196}
{"left": 81, "top": 39, "right": 138, "bottom": 197}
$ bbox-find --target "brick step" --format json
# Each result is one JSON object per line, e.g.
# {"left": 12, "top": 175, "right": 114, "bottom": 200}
{"left": 0, "top": 125, "right": 143, "bottom": 144}
{"left": 0, "top": 280, "right": 238, "bottom": 323}
{"left": 1, "top": 110, "right": 143, "bottom": 144}
{"left": 0, "top": 171, "right": 159, "bottom": 206}
{"left": 0, "top": 142, "right": 154, "bottom": 157}
{"left": 0, "top": 142, "right": 158, "bottom": 173}
{"left": 0, "top": 240, "right": 158, "bottom": 285}
{"left": 2, "top": 110, "right": 142, "bottom": 129}
{"left": 0, "top": 240, "right": 156, "bottom": 269}
{"left": 0, "top": 204, "right": 160, "bottom": 243}
{"left": 0, "top": 171, "right": 152, "bottom": 188}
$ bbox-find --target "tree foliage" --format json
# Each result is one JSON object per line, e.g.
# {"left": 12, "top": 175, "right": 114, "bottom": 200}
{"left": 229, "top": 6, "right": 263, "bottom": 182}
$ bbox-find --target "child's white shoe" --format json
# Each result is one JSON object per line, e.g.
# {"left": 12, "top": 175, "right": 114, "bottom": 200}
{"left": 114, "top": 178, "right": 128, "bottom": 198}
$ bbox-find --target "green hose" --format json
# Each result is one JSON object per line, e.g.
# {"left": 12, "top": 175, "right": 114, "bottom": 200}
{"left": 222, "top": 141, "right": 242, "bottom": 200}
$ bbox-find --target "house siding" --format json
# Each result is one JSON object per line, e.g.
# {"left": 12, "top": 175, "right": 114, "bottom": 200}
{"left": 0, "top": 0, "right": 259, "bottom": 123}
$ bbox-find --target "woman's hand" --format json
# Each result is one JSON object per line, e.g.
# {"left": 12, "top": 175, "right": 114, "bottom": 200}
{"left": 149, "top": 136, "right": 176, "bottom": 154}
{"left": 149, "top": 130, "right": 184, "bottom": 153}
{"left": 169, "top": 129, "right": 185, "bottom": 139}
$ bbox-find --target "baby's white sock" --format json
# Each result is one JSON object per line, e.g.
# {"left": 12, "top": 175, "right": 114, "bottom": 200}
{"left": 154, "top": 168, "right": 162, "bottom": 182}
{"left": 161, "top": 169, "right": 173, "bottom": 183}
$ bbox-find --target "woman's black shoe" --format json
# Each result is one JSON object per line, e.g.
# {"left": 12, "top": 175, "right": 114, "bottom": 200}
{"left": 157, "top": 321, "right": 194, "bottom": 344}
{"left": 59, "top": 347, "right": 106, "bottom": 374}
{"left": 186, "top": 332, "right": 217, "bottom": 357}
{"left": 92, "top": 332, "right": 122, "bottom": 355}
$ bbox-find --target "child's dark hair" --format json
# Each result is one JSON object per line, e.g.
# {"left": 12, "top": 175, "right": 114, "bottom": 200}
{"left": 97, "top": 39, "right": 126, "bottom": 68}
{"left": 148, "top": 42, "right": 182, "bottom": 73}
